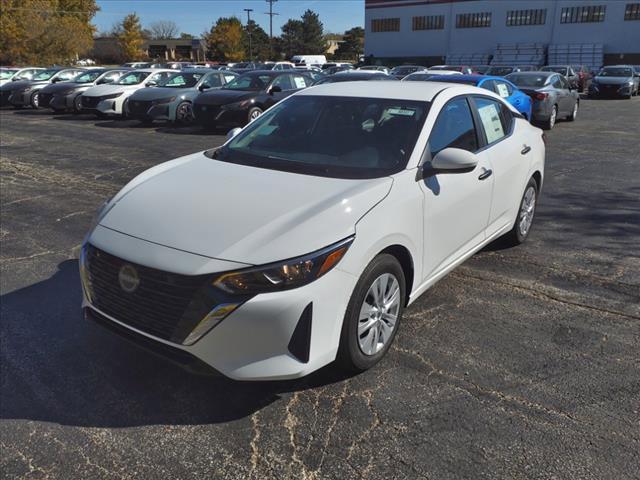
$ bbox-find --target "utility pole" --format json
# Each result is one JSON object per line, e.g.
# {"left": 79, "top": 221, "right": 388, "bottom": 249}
{"left": 244, "top": 8, "right": 254, "bottom": 61}
{"left": 265, "top": 0, "right": 279, "bottom": 58}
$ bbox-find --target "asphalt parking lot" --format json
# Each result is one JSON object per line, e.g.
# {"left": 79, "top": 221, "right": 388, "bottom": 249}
{"left": 1, "top": 97, "right": 639, "bottom": 479}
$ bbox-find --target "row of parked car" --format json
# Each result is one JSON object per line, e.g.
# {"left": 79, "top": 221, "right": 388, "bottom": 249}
{"left": 1, "top": 62, "right": 638, "bottom": 133}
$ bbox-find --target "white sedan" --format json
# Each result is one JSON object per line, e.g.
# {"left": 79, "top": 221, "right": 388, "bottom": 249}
{"left": 81, "top": 81, "right": 545, "bottom": 380}
{"left": 80, "top": 69, "right": 174, "bottom": 117}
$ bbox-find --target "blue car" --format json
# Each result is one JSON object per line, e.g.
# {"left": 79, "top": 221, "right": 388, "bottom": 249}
{"left": 426, "top": 74, "right": 533, "bottom": 121}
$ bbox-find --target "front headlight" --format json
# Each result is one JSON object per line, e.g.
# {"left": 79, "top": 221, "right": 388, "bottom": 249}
{"left": 214, "top": 237, "right": 354, "bottom": 295}
{"left": 102, "top": 92, "right": 123, "bottom": 100}
{"left": 224, "top": 98, "right": 254, "bottom": 110}
{"left": 154, "top": 96, "right": 176, "bottom": 104}
{"left": 23, "top": 86, "right": 33, "bottom": 92}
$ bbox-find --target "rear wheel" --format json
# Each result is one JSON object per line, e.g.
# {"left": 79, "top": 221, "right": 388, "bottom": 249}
{"left": 501, "top": 178, "right": 538, "bottom": 246}
{"left": 337, "top": 254, "right": 405, "bottom": 373}
{"left": 543, "top": 105, "right": 557, "bottom": 130}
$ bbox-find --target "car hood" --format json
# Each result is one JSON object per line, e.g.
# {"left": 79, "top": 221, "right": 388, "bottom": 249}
{"left": 129, "top": 86, "right": 192, "bottom": 101}
{"left": 1, "top": 80, "right": 33, "bottom": 92}
{"left": 41, "top": 82, "right": 86, "bottom": 94}
{"left": 83, "top": 83, "right": 140, "bottom": 97}
{"left": 594, "top": 76, "right": 633, "bottom": 85}
{"left": 98, "top": 151, "right": 393, "bottom": 265}
{"left": 194, "top": 89, "right": 256, "bottom": 106}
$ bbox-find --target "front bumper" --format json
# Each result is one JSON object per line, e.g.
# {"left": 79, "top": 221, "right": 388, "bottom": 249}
{"left": 589, "top": 83, "right": 634, "bottom": 97}
{"left": 49, "top": 93, "right": 75, "bottom": 110}
{"left": 194, "top": 103, "right": 246, "bottom": 128}
{"left": 8, "top": 90, "right": 30, "bottom": 106}
{"left": 128, "top": 100, "right": 171, "bottom": 122}
{"left": 82, "top": 226, "right": 356, "bottom": 380}
{"left": 81, "top": 95, "right": 123, "bottom": 115}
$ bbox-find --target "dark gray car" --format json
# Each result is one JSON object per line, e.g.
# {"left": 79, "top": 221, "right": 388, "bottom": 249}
{"left": 588, "top": 65, "right": 639, "bottom": 99}
{"left": 39, "top": 68, "right": 129, "bottom": 112}
{"left": 506, "top": 71, "right": 579, "bottom": 130}
{"left": 2, "top": 68, "right": 85, "bottom": 109}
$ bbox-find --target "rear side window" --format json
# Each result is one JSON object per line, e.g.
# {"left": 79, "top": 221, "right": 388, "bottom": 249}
{"left": 271, "top": 75, "right": 294, "bottom": 90}
{"left": 494, "top": 80, "right": 513, "bottom": 98}
{"left": 429, "top": 97, "right": 478, "bottom": 157}
{"left": 551, "top": 75, "right": 563, "bottom": 89}
{"left": 202, "top": 74, "right": 222, "bottom": 88}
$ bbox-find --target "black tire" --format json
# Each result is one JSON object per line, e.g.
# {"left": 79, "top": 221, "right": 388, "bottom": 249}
{"left": 175, "top": 101, "right": 194, "bottom": 125}
{"left": 543, "top": 105, "right": 557, "bottom": 130}
{"left": 247, "top": 107, "right": 263, "bottom": 124}
{"left": 501, "top": 177, "right": 538, "bottom": 246}
{"left": 30, "top": 91, "right": 40, "bottom": 109}
{"left": 566, "top": 101, "right": 578, "bottom": 121}
{"left": 336, "top": 254, "right": 406, "bottom": 373}
{"left": 73, "top": 94, "right": 83, "bottom": 113}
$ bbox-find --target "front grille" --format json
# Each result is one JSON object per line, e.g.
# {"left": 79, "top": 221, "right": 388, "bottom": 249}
{"left": 85, "top": 244, "right": 226, "bottom": 344}
{"left": 82, "top": 95, "right": 100, "bottom": 108}
{"left": 39, "top": 92, "right": 53, "bottom": 107}
{"left": 128, "top": 100, "right": 153, "bottom": 116}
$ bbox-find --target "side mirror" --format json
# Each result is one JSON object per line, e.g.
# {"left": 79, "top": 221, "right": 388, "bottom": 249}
{"left": 268, "top": 85, "right": 282, "bottom": 95}
{"left": 146, "top": 81, "right": 157, "bottom": 87}
{"left": 226, "top": 127, "right": 242, "bottom": 142}
{"left": 417, "top": 148, "right": 478, "bottom": 180}
{"left": 51, "top": 77, "right": 61, "bottom": 83}
{"left": 198, "top": 84, "right": 210, "bottom": 91}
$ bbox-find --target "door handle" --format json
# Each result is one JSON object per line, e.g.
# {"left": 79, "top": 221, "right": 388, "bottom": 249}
{"left": 478, "top": 169, "right": 493, "bottom": 180}
{"left": 521, "top": 145, "right": 531, "bottom": 155}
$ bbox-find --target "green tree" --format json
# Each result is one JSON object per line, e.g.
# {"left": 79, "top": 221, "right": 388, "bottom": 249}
{"left": 180, "top": 32, "right": 195, "bottom": 39}
{"left": 277, "top": 19, "right": 304, "bottom": 60}
{"left": 204, "top": 17, "right": 245, "bottom": 62}
{"left": 0, "top": 0, "right": 99, "bottom": 65}
{"left": 117, "top": 13, "right": 145, "bottom": 61}
{"left": 242, "top": 20, "right": 270, "bottom": 61}
{"left": 300, "top": 10, "right": 325, "bottom": 54}
{"left": 334, "top": 27, "right": 364, "bottom": 61}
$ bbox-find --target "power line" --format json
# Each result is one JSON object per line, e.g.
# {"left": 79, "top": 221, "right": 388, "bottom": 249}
{"left": 265, "top": 0, "right": 279, "bottom": 58}
{"left": 244, "top": 8, "right": 254, "bottom": 61}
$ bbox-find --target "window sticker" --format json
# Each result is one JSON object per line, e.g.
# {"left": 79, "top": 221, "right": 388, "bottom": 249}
{"left": 478, "top": 104, "right": 504, "bottom": 143}
{"left": 293, "top": 77, "right": 307, "bottom": 89}
{"left": 496, "top": 83, "right": 510, "bottom": 98}
{"left": 387, "top": 107, "right": 416, "bottom": 116}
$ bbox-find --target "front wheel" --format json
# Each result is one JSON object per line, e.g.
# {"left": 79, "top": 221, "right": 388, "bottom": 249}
{"left": 30, "top": 91, "right": 40, "bottom": 109}
{"left": 543, "top": 105, "right": 557, "bottom": 130}
{"left": 247, "top": 107, "right": 262, "bottom": 124}
{"left": 501, "top": 178, "right": 538, "bottom": 246}
{"left": 73, "top": 94, "right": 83, "bottom": 113}
{"left": 566, "top": 101, "right": 578, "bottom": 121}
{"left": 175, "top": 101, "right": 194, "bottom": 125}
{"left": 337, "top": 254, "right": 405, "bottom": 373}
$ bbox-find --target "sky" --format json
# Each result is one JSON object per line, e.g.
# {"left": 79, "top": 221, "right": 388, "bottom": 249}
{"left": 94, "top": 0, "right": 365, "bottom": 36}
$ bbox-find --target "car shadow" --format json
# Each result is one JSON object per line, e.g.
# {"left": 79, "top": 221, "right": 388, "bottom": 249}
{"left": 155, "top": 124, "right": 226, "bottom": 136}
{"left": 0, "top": 260, "right": 354, "bottom": 428}
{"left": 11, "top": 109, "right": 52, "bottom": 116}
{"left": 94, "top": 119, "right": 154, "bottom": 129}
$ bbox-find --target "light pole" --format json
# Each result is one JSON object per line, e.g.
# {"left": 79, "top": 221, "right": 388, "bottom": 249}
{"left": 265, "top": 0, "right": 279, "bottom": 59}
{"left": 244, "top": 8, "right": 254, "bottom": 61}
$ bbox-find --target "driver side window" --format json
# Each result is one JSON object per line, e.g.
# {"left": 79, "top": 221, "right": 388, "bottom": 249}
{"left": 428, "top": 97, "right": 479, "bottom": 158}
{"left": 271, "top": 75, "right": 294, "bottom": 90}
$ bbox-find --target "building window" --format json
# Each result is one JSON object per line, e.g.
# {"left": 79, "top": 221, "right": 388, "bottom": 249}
{"left": 456, "top": 12, "right": 491, "bottom": 28}
{"left": 413, "top": 15, "right": 445, "bottom": 30}
{"left": 371, "top": 18, "right": 400, "bottom": 32}
{"left": 560, "top": 5, "right": 606, "bottom": 23}
{"left": 506, "top": 9, "right": 547, "bottom": 26}
{"left": 624, "top": 3, "right": 640, "bottom": 20}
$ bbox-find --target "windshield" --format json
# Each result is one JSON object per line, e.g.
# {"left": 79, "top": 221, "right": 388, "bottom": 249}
{"left": 73, "top": 70, "right": 103, "bottom": 83}
{"left": 159, "top": 72, "right": 206, "bottom": 88}
{"left": 0, "top": 69, "right": 19, "bottom": 79}
{"left": 222, "top": 74, "right": 272, "bottom": 91}
{"left": 216, "top": 95, "right": 430, "bottom": 179}
{"left": 33, "top": 69, "right": 59, "bottom": 81}
{"left": 391, "top": 67, "right": 421, "bottom": 75}
{"left": 506, "top": 74, "right": 548, "bottom": 87}
{"left": 486, "top": 66, "right": 514, "bottom": 76}
{"left": 116, "top": 71, "right": 149, "bottom": 85}
{"left": 542, "top": 66, "right": 569, "bottom": 75}
{"left": 599, "top": 67, "right": 633, "bottom": 77}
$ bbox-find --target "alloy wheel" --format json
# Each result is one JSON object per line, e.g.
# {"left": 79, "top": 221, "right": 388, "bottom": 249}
{"left": 518, "top": 186, "right": 536, "bottom": 237}
{"left": 177, "top": 102, "right": 193, "bottom": 123}
{"left": 31, "top": 92, "right": 39, "bottom": 108}
{"left": 250, "top": 110, "right": 261, "bottom": 120}
{"left": 358, "top": 273, "right": 401, "bottom": 356}
{"left": 572, "top": 103, "right": 578, "bottom": 119}
{"left": 549, "top": 106, "right": 556, "bottom": 128}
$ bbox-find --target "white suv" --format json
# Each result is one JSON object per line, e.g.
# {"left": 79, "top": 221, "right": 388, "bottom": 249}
{"left": 81, "top": 81, "right": 545, "bottom": 380}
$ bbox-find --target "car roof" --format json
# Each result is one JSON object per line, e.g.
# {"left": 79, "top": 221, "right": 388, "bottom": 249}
{"left": 301, "top": 80, "right": 450, "bottom": 101}
{"left": 131, "top": 68, "right": 174, "bottom": 73}
{"left": 171, "top": 68, "right": 216, "bottom": 74}
{"left": 507, "top": 71, "right": 555, "bottom": 77}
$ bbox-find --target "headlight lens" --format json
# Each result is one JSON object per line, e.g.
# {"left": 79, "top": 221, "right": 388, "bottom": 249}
{"left": 102, "top": 92, "right": 123, "bottom": 100}
{"left": 214, "top": 237, "right": 354, "bottom": 295}
{"left": 23, "top": 86, "right": 33, "bottom": 92}
{"left": 225, "top": 99, "right": 254, "bottom": 109}
{"left": 154, "top": 96, "right": 176, "bottom": 104}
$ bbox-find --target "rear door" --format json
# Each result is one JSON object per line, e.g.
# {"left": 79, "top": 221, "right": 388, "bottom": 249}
{"left": 470, "top": 95, "right": 529, "bottom": 237}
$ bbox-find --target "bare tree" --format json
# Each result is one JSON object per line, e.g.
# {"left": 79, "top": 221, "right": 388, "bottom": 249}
{"left": 148, "top": 20, "right": 179, "bottom": 39}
